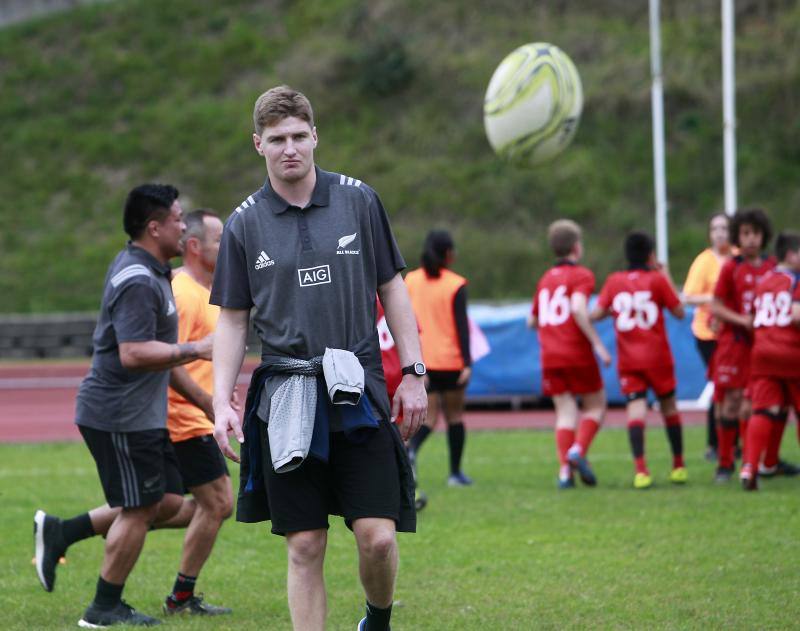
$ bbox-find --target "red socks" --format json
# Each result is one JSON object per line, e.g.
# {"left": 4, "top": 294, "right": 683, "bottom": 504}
{"left": 627, "top": 419, "right": 648, "bottom": 474}
{"left": 555, "top": 428, "right": 575, "bottom": 466}
{"left": 739, "top": 418, "right": 748, "bottom": 456}
{"left": 744, "top": 414, "right": 772, "bottom": 472}
{"left": 717, "top": 417, "right": 738, "bottom": 469}
{"left": 664, "top": 413, "right": 684, "bottom": 468}
{"left": 575, "top": 418, "right": 600, "bottom": 456}
{"left": 763, "top": 416, "right": 788, "bottom": 469}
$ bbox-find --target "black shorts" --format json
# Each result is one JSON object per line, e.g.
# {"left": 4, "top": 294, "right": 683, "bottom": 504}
{"left": 426, "top": 370, "right": 463, "bottom": 393}
{"left": 79, "top": 426, "right": 183, "bottom": 508}
{"left": 260, "top": 419, "right": 401, "bottom": 536}
{"left": 172, "top": 433, "right": 229, "bottom": 490}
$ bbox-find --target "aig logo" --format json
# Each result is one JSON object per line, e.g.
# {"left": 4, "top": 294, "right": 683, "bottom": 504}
{"left": 298, "top": 265, "right": 331, "bottom": 287}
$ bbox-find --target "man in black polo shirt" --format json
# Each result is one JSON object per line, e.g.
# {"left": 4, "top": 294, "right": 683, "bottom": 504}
{"left": 210, "top": 86, "right": 427, "bottom": 631}
{"left": 33, "top": 184, "right": 213, "bottom": 627}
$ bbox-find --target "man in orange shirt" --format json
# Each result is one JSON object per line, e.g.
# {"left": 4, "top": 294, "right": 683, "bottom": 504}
{"left": 682, "top": 213, "right": 730, "bottom": 460}
{"left": 162, "top": 209, "right": 235, "bottom": 616}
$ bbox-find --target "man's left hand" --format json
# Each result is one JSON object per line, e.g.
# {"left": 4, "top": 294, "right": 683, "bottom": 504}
{"left": 391, "top": 375, "right": 428, "bottom": 440}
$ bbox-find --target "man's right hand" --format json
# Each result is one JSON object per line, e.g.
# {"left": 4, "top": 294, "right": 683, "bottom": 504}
{"left": 213, "top": 401, "right": 243, "bottom": 463}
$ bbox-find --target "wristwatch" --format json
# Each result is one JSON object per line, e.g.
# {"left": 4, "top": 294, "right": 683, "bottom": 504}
{"left": 401, "top": 361, "right": 427, "bottom": 377}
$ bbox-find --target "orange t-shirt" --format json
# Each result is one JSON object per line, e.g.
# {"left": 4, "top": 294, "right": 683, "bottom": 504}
{"left": 167, "top": 270, "right": 219, "bottom": 442}
{"left": 405, "top": 267, "right": 467, "bottom": 371}
{"left": 683, "top": 248, "right": 725, "bottom": 341}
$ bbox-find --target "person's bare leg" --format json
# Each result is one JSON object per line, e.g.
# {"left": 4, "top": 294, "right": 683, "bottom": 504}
{"left": 442, "top": 388, "right": 469, "bottom": 478}
{"left": 286, "top": 529, "right": 327, "bottom": 631}
{"left": 178, "top": 476, "right": 233, "bottom": 576}
{"left": 552, "top": 393, "right": 578, "bottom": 477}
{"left": 86, "top": 505, "right": 119, "bottom": 537}
{"left": 441, "top": 388, "right": 465, "bottom": 426}
{"left": 552, "top": 393, "right": 579, "bottom": 431}
{"left": 423, "top": 391, "right": 441, "bottom": 430}
{"left": 154, "top": 498, "right": 197, "bottom": 529}
{"left": 581, "top": 389, "right": 607, "bottom": 426}
{"left": 84, "top": 493, "right": 196, "bottom": 538}
{"left": 407, "top": 391, "right": 439, "bottom": 464}
{"left": 99, "top": 498, "right": 170, "bottom": 584}
{"left": 353, "top": 518, "right": 398, "bottom": 608}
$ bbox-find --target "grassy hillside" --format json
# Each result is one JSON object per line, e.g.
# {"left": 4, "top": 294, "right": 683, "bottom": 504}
{"left": 1, "top": 0, "right": 799, "bottom": 312}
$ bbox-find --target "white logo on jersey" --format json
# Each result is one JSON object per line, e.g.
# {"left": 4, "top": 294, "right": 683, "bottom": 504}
{"left": 166, "top": 300, "right": 176, "bottom": 316}
{"left": 298, "top": 265, "right": 331, "bottom": 287}
{"left": 255, "top": 250, "right": 275, "bottom": 270}
{"left": 377, "top": 315, "right": 396, "bottom": 351}
{"left": 337, "top": 232, "right": 360, "bottom": 255}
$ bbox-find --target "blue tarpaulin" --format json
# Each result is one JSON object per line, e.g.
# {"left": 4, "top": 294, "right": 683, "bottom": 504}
{"left": 467, "top": 301, "right": 707, "bottom": 404}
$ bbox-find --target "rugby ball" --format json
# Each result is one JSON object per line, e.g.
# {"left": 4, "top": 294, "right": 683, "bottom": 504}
{"left": 484, "top": 42, "right": 583, "bottom": 165}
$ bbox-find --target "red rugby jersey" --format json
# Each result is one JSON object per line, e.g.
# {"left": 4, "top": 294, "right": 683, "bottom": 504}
{"left": 597, "top": 268, "right": 680, "bottom": 371}
{"left": 376, "top": 299, "right": 402, "bottom": 399}
{"left": 532, "top": 262, "right": 596, "bottom": 368}
{"left": 750, "top": 269, "right": 800, "bottom": 378}
{"left": 714, "top": 255, "right": 776, "bottom": 346}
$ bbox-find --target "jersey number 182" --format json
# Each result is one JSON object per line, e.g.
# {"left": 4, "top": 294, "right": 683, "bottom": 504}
{"left": 753, "top": 291, "right": 792, "bottom": 328}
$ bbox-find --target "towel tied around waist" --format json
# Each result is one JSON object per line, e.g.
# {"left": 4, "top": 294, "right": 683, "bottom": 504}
{"left": 255, "top": 351, "right": 376, "bottom": 474}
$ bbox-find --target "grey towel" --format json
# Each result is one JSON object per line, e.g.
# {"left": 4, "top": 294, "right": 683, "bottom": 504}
{"left": 256, "top": 356, "right": 322, "bottom": 473}
{"left": 322, "top": 348, "right": 365, "bottom": 405}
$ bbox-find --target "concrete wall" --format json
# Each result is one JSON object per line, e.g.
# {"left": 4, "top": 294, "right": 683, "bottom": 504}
{"left": 0, "top": 313, "right": 261, "bottom": 359}
{"left": 0, "top": 0, "right": 110, "bottom": 27}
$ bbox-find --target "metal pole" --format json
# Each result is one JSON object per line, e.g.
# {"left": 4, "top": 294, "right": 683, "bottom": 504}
{"left": 649, "top": 0, "right": 669, "bottom": 264}
{"left": 722, "top": 0, "right": 737, "bottom": 215}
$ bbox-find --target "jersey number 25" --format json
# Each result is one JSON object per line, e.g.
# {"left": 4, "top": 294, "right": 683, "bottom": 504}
{"left": 612, "top": 291, "right": 658, "bottom": 331}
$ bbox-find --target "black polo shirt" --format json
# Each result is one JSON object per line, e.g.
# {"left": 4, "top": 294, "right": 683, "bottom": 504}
{"left": 76, "top": 244, "right": 178, "bottom": 433}
{"left": 210, "top": 167, "right": 405, "bottom": 419}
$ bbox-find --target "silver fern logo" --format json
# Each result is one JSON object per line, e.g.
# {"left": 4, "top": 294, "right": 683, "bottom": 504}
{"left": 337, "top": 233, "right": 360, "bottom": 255}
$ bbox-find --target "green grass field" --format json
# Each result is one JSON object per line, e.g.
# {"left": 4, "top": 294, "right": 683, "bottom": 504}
{"left": 2, "top": 426, "right": 799, "bottom": 629}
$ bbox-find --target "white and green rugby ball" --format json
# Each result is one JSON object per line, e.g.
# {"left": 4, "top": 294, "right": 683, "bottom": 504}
{"left": 484, "top": 42, "right": 583, "bottom": 165}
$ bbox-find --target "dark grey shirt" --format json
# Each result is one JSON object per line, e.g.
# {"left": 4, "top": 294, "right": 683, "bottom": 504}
{"left": 75, "top": 244, "right": 178, "bottom": 433}
{"left": 210, "top": 167, "right": 405, "bottom": 420}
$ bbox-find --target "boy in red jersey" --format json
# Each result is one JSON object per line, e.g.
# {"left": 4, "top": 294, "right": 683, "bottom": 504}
{"left": 377, "top": 298, "right": 428, "bottom": 509}
{"left": 709, "top": 209, "right": 798, "bottom": 481}
{"left": 740, "top": 232, "right": 800, "bottom": 490}
{"left": 592, "top": 232, "right": 686, "bottom": 489}
{"left": 528, "top": 220, "right": 611, "bottom": 489}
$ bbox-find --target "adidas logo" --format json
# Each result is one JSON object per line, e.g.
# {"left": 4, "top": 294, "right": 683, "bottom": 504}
{"left": 255, "top": 250, "right": 275, "bottom": 270}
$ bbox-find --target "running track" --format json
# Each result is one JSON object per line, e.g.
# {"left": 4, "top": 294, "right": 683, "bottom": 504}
{"left": 0, "top": 361, "right": 703, "bottom": 444}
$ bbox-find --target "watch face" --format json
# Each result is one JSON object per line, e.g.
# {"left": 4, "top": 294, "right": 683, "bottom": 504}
{"left": 414, "top": 362, "right": 426, "bottom": 375}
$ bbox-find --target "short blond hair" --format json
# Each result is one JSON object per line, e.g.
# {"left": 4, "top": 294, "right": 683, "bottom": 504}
{"left": 547, "top": 219, "right": 582, "bottom": 257}
{"left": 253, "top": 86, "right": 314, "bottom": 136}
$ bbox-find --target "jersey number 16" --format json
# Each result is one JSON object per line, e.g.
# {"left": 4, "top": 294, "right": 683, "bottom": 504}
{"left": 538, "top": 286, "right": 570, "bottom": 327}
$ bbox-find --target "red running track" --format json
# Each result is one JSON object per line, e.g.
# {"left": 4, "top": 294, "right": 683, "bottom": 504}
{"left": 0, "top": 361, "right": 704, "bottom": 444}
